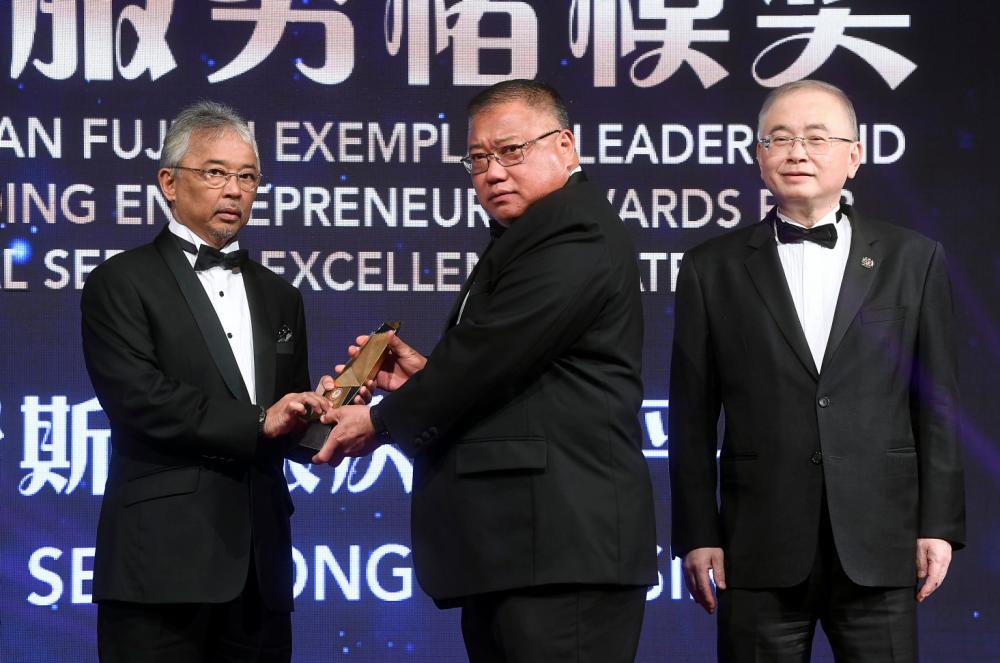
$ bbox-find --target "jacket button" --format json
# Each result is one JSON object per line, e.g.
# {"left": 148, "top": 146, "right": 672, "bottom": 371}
{"left": 811, "top": 451, "right": 823, "bottom": 465}
{"left": 818, "top": 396, "right": 831, "bottom": 408}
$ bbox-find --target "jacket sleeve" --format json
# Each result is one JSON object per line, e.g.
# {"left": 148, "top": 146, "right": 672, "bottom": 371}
{"left": 668, "top": 251, "right": 724, "bottom": 558}
{"left": 911, "top": 242, "right": 966, "bottom": 547}
{"left": 81, "top": 259, "right": 261, "bottom": 462}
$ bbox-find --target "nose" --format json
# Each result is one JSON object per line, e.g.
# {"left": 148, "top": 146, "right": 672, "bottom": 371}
{"left": 787, "top": 137, "right": 809, "bottom": 159}
{"left": 483, "top": 155, "right": 508, "bottom": 182}
{"left": 222, "top": 173, "right": 243, "bottom": 196}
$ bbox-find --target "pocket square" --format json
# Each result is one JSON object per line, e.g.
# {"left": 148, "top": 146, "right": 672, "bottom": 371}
{"left": 276, "top": 324, "right": 293, "bottom": 343}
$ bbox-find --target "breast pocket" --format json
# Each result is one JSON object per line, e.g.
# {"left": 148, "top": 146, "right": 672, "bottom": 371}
{"left": 861, "top": 306, "right": 906, "bottom": 324}
{"left": 858, "top": 306, "right": 908, "bottom": 375}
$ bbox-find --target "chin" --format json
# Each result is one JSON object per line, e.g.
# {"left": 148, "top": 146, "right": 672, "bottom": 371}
{"left": 489, "top": 205, "right": 523, "bottom": 224}
{"left": 208, "top": 226, "right": 238, "bottom": 245}
{"left": 775, "top": 188, "right": 817, "bottom": 203}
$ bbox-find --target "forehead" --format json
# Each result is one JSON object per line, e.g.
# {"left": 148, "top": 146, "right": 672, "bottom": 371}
{"left": 762, "top": 89, "right": 852, "bottom": 133}
{"left": 185, "top": 128, "right": 257, "bottom": 164}
{"left": 467, "top": 100, "right": 554, "bottom": 144}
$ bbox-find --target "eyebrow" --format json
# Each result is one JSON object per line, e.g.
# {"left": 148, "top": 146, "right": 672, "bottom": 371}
{"left": 201, "top": 158, "right": 258, "bottom": 170}
{"left": 468, "top": 134, "right": 521, "bottom": 151}
{"left": 768, "top": 123, "right": 831, "bottom": 134}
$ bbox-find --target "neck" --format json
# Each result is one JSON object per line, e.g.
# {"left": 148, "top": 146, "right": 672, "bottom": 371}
{"left": 777, "top": 200, "right": 839, "bottom": 228}
{"left": 171, "top": 212, "right": 233, "bottom": 250}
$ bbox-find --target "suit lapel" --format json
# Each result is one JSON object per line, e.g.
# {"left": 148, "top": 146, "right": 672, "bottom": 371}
{"left": 446, "top": 171, "right": 589, "bottom": 330}
{"left": 243, "top": 264, "right": 276, "bottom": 407}
{"left": 154, "top": 228, "right": 252, "bottom": 402}
{"left": 744, "top": 210, "right": 819, "bottom": 380}
{"left": 445, "top": 240, "right": 491, "bottom": 329}
{"left": 820, "top": 206, "right": 880, "bottom": 373}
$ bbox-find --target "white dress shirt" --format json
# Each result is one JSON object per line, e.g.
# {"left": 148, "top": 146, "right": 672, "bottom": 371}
{"left": 774, "top": 206, "right": 851, "bottom": 371}
{"left": 168, "top": 219, "right": 257, "bottom": 403}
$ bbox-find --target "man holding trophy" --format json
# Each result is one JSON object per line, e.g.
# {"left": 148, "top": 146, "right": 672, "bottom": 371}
{"left": 312, "top": 80, "right": 657, "bottom": 663}
{"left": 82, "top": 101, "right": 337, "bottom": 662}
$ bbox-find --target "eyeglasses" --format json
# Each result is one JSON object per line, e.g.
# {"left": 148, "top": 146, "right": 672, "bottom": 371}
{"left": 172, "top": 166, "right": 263, "bottom": 191}
{"left": 461, "top": 129, "right": 562, "bottom": 175}
{"left": 759, "top": 135, "right": 855, "bottom": 156}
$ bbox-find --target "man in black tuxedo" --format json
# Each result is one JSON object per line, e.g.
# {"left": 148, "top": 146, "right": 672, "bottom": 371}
{"left": 81, "top": 101, "right": 333, "bottom": 662}
{"left": 312, "top": 80, "right": 657, "bottom": 662}
{"left": 669, "top": 80, "right": 966, "bottom": 661}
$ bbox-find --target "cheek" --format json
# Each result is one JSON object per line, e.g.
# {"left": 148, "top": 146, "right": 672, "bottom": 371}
{"left": 510, "top": 172, "right": 550, "bottom": 206}
{"left": 472, "top": 178, "right": 489, "bottom": 201}
{"left": 760, "top": 166, "right": 779, "bottom": 187}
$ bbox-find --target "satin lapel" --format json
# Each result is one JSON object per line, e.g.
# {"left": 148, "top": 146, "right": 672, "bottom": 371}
{"left": 744, "top": 211, "right": 819, "bottom": 380}
{"left": 242, "top": 263, "right": 276, "bottom": 407}
{"left": 154, "top": 228, "right": 251, "bottom": 402}
{"left": 820, "top": 207, "right": 880, "bottom": 373}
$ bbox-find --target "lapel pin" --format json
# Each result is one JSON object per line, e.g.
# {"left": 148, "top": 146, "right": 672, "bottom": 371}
{"left": 861, "top": 256, "right": 874, "bottom": 269}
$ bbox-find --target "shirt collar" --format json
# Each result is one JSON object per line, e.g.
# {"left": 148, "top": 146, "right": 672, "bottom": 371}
{"left": 167, "top": 216, "right": 242, "bottom": 254}
{"left": 776, "top": 204, "right": 840, "bottom": 231}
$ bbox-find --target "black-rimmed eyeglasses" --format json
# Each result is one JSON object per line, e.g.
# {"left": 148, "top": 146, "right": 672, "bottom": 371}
{"left": 461, "top": 129, "right": 562, "bottom": 175}
{"left": 171, "top": 166, "right": 263, "bottom": 191}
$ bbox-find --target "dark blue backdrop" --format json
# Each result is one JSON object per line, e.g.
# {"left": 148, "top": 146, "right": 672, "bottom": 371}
{"left": 2, "top": 1, "right": 997, "bottom": 661}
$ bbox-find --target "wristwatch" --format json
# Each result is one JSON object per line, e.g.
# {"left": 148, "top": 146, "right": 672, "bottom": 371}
{"left": 257, "top": 405, "right": 268, "bottom": 439}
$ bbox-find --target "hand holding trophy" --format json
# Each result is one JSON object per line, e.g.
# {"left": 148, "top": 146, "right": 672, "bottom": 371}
{"left": 292, "top": 322, "right": 400, "bottom": 461}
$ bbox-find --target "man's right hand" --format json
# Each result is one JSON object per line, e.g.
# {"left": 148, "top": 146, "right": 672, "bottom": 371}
{"left": 683, "top": 547, "right": 727, "bottom": 614}
{"left": 335, "top": 331, "right": 426, "bottom": 393}
{"left": 263, "top": 391, "right": 332, "bottom": 438}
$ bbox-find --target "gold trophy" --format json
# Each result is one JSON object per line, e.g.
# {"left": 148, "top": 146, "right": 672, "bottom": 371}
{"left": 294, "top": 321, "right": 401, "bottom": 460}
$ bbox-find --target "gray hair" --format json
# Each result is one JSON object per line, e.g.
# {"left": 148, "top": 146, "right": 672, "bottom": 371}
{"left": 757, "top": 79, "right": 858, "bottom": 141}
{"left": 467, "top": 79, "right": 570, "bottom": 129}
{"left": 160, "top": 100, "right": 259, "bottom": 170}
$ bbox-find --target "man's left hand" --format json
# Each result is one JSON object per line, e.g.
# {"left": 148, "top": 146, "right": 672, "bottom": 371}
{"left": 312, "top": 404, "right": 382, "bottom": 466}
{"left": 916, "top": 537, "right": 953, "bottom": 602}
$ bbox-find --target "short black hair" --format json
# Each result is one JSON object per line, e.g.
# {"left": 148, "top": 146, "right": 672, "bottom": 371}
{"left": 467, "top": 79, "right": 570, "bottom": 129}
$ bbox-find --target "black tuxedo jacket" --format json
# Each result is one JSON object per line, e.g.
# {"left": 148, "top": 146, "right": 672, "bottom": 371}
{"left": 379, "top": 172, "right": 657, "bottom": 602}
{"left": 669, "top": 205, "right": 965, "bottom": 588}
{"left": 81, "top": 227, "right": 311, "bottom": 611}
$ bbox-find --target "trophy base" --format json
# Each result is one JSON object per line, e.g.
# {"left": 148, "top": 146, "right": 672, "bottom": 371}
{"left": 287, "top": 423, "right": 333, "bottom": 465}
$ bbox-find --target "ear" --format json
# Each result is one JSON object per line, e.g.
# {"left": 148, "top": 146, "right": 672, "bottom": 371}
{"left": 158, "top": 168, "right": 177, "bottom": 203}
{"left": 846, "top": 141, "right": 863, "bottom": 180}
{"left": 755, "top": 142, "right": 767, "bottom": 181}
{"left": 557, "top": 129, "right": 578, "bottom": 167}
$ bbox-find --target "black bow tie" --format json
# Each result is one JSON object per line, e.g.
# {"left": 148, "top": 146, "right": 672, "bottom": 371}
{"left": 775, "top": 217, "right": 838, "bottom": 249}
{"left": 176, "top": 236, "right": 247, "bottom": 271}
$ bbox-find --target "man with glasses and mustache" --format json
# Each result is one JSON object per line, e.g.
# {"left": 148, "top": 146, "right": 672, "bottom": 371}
{"left": 313, "top": 79, "right": 657, "bottom": 662}
{"left": 82, "top": 101, "right": 334, "bottom": 662}
{"left": 669, "top": 80, "right": 966, "bottom": 661}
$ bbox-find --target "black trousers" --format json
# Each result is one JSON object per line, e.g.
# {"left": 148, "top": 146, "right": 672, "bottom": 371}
{"left": 718, "top": 505, "right": 917, "bottom": 663}
{"left": 97, "top": 560, "right": 291, "bottom": 663}
{"left": 460, "top": 584, "right": 648, "bottom": 663}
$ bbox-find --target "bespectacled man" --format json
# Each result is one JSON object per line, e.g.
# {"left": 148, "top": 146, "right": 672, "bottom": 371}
{"left": 669, "top": 79, "right": 966, "bottom": 662}
{"left": 313, "top": 79, "right": 658, "bottom": 663}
